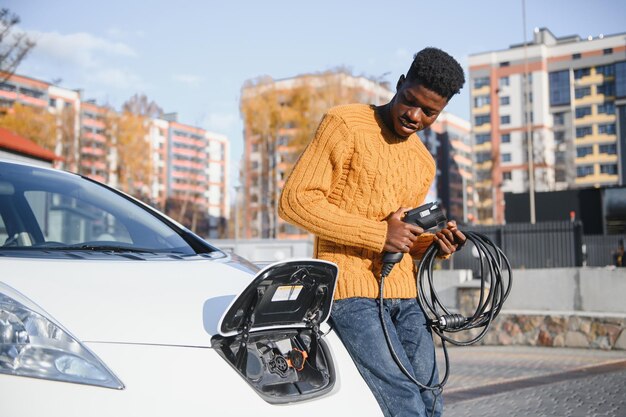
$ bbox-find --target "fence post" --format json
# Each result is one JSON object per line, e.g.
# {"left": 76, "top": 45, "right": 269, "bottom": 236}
{"left": 496, "top": 226, "right": 504, "bottom": 250}
{"left": 573, "top": 221, "right": 584, "bottom": 267}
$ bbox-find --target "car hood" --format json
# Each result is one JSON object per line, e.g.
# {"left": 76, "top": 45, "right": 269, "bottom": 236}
{"left": 0, "top": 256, "right": 256, "bottom": 347}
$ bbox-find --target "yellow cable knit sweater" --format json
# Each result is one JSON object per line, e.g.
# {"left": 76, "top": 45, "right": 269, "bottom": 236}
{"left": 278, "top": 103, "right": 437, "bottom": 300}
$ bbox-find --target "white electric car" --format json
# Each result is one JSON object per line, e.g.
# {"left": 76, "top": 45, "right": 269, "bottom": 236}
{"left": 0, "top": 159, "right": 380, "bottom": 416}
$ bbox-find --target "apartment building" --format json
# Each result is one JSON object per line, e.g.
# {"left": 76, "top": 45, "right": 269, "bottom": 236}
{"left": 420, "top": 113, "right": 474, "bottom": 223}
{"left": 468, "top": 28, "right": 626, "bottom": 224}
{"left": 0, "top": 72, "right": 230, "bottom": 237}
{"left": 0, "top": 73, "right": 49, "bottom": 109}
{"left": 163, "top": 115, "right": 229, "bottom": 237}
{"left": 80, "top": 101, "right": 109, "bottom": 183}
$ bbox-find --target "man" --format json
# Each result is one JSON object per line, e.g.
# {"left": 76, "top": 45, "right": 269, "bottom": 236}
{"left": 279, "top": 47, "right": 466, "bottom": 417}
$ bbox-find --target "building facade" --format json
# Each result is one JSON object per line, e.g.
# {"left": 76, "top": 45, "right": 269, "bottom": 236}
{"left": 469, "top": 28, "right": 626, "bottom": 224}
{"left": 420, "top": 113, "right": 475, "bottom": 224}
{"left": 162, "top": 115, "right": 229, "bottom": 238}
{"left": 0, "top": 72, "right": 230, "bottom": 237}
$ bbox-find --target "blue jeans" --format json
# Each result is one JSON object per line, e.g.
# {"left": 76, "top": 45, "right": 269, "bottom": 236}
{"left": 331, "top": 297, "right": 442, "bottom": 417}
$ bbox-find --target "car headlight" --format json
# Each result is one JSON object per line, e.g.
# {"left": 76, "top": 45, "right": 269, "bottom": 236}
{"left": 0, "top": 284, "right": 124, "bottom": 389}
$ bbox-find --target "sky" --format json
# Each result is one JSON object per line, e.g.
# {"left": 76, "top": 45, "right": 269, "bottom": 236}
{"left": 6, "top": 0, "right": 626, "bottom": 190}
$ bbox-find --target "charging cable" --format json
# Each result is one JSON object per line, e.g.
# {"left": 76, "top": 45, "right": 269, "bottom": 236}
{"left": 379, "top": 230, "right": 512, "bottom": 415}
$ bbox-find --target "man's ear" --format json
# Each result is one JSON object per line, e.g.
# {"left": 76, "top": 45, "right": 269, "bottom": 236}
{"left": 396, "top": 74, "right": 406, "bottom": 91}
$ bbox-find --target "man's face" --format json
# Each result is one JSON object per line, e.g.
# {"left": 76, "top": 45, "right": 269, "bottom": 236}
{"left": 387, "top": 75, "right": 448, "bottom": 138}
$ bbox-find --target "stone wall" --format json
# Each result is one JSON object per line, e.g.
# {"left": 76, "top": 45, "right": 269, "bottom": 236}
{"left": 477, "top": 313, "right": 626, "bottom": 350}
{"left": 448, "top": 282, "right": 626, "bottom": 350}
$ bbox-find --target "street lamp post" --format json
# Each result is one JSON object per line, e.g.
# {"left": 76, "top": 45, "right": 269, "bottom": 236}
{"left": 233, "top": 185, "right": 241, "bottom": 243}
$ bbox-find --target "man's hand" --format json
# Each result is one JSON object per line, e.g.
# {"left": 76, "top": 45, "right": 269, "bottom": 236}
{"left": 384, "top": 207, "right": 424, "bottom": 253}
{"left": 433, "top": 220, "right": 466, "bottom": 256}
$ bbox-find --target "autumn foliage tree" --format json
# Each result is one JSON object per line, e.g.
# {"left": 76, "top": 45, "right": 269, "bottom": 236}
{"left": 240, "top": 69, "right": 369, "bottom": 238}
{"left": 0, "top": 102, "right": 56, "bottom": 149}
{"left": 104, "top": 110, "right": 152, "bottom": 199}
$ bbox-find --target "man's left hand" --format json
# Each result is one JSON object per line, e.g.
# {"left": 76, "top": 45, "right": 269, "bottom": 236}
{"left": 433, "top": 221, "right": 466, "bottom": 256}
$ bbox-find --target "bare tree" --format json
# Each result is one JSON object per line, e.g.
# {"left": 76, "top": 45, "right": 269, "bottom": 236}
{"left": 0, "top": 8, "right": 36, "bottom": 82}
{"left": 122, "top": 93, "right": 163, "bottom": 118}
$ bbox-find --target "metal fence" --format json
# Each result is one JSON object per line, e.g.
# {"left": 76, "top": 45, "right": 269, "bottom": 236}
{"left": 583, "top": 234, "right": 625, "bottom": 267}
{"left": 447, "top": 221, "right": 625, "bottom": 270}
{"left": 213, "top": 222, "right": 625, "bottom": 269}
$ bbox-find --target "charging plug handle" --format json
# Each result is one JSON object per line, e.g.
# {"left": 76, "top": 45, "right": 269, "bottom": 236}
{"left": 381, "top": 202, "right": 446, "bottom": 276}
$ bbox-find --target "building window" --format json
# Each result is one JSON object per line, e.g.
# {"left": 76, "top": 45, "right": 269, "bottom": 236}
{"left": 499, "top": 76, "right": 510, "bottom": 87}
{"left": 0, "top": 82, "right": 17, "bottom": 92}
{"left": 500, "top": 96, "right": 510, "bottom": 105}
{"left": 616, "top": 61, "right": 626, "bottom": 98}
{"left": 473, "top": 95, "right": 490, "bottom": 107}
{"left": 599, "top": 144, "right": 617, "bottom": 155}
{"left": 473, "top": 77, "right": 490, "bottom": 89}
{"left": 500, "top": 115, "right": 510, "bottom": 124}
{"left": 572, "top": 53, "right": 581, "bottom": 60}
{"left": 604, "top": 48, "right": 613, "bottom": 55}
{"left": 576, "top": 126, "right": 592, "bottom": 138}
{"left": 553, "top": 112, "right": 565, "bottom": 125}
{"left": 596, "top": 64, "right": 615, "bottom": 77}
{"left": 598, "top": 123, "right": 616, "bottom": 135}
{"left": 19, "top": 87, "right": 44, "bottom": 99}
{"left": 503, "top": 172, "right": 512, "bottom": 180}
{"left": 49, "top": 98, "right": 57, "bottom": 107}
{"left": 576, "top": 165, "right": 594, "bottom": 177}
{"left": 576, "top": 146, "right": 593, "bottom": 158}
{"left": 475, "top": 115, "right": 491, "bottom": 126}
{"left": 549, "top": 70, "right": 571, "bottom": 106}
{"left": 500, "top": 62, "right": 510, "bottom": 67}
{"left": 501, "top": 153, "right": 511, "bottom": 163}
{"left": 475, "top": 134, "right": 491, "bottom": 145}
{"left": 501, "top": 133, "right": 511, "bottom": 143}
{"left": 600, "top": 164, "right": 618, "bottom": 175}
{"left": 476, "top": 152, "right": 491, "bottom": 163}
{"left": 574, "top": 68, "right": 591, "bottom": 79}
{"left": 277, "top": 135, "right": 290, "bottom": 146}
{"left": 597, "top": 82, "right": 615, "bottom": 97}
{"left": 575, "top": 87, "right": 591, "bottom": 99}
{"left": 575, "top": 106, "right": 592, "bottom": 119}
{"left": 598, "top": 102, "right": 616, "bottom": 114}
{"left": 554, "top": 131, "right": 566, "bottom": 143}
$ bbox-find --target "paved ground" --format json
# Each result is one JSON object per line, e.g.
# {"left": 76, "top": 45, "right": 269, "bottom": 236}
{"left": 437, "top": 346, "right": 626, "bottom": 417}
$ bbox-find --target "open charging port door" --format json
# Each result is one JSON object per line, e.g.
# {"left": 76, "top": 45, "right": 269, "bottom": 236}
{"left": 212, "top": 260, "right": 338, "bottom": 404}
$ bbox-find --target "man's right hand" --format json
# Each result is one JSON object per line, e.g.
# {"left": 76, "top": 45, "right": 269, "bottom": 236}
{"left": 383, "top": 207, "right": 424, "bottom": 253}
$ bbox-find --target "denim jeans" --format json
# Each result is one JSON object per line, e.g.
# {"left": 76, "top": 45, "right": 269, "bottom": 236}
{"left": 331, "top": 297, "right": 442, "bottom": 417}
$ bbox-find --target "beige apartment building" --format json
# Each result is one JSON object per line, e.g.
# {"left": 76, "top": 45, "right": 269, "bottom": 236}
{"left": 469, "top": 28, "right": 626, "bottom": 224}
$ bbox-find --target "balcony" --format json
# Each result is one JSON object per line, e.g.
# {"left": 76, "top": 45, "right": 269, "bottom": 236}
{"left": 472, "top": 104, "right": 491, "bottom": 115}
{"left": 574, "top": 73, "right": 602, "bottom": 87}
{"left": 472, "top": 85, "right": 490, "bottom": 96}
{"left": 81, "top": 146, "right": 106, "bottom": 157}
{"left": 473, "top": 123, "right": 492, "bottom": 134}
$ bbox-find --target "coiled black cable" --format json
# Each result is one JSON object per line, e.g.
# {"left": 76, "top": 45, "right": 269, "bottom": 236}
{"left": 379, "top": 231, "right": 512, "bottom": 414}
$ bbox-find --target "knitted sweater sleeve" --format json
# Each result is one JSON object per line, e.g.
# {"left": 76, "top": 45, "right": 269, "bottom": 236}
{"left": 278, "top": 113, "right": 388, "bottom": 252}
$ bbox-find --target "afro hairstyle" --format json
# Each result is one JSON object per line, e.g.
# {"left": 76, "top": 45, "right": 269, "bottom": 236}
{"left": 405, "top": 47, "right": 465, "bottom": 100}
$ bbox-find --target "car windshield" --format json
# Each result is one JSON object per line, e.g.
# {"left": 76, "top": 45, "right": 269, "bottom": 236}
{"left": 0, "top": 161, "right": 204, "bottom": 256}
